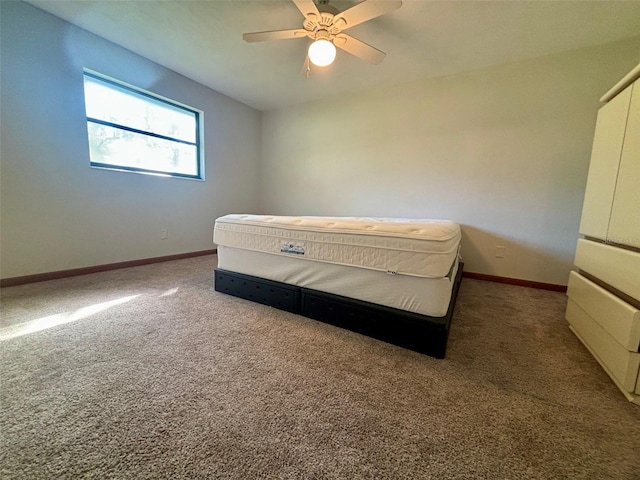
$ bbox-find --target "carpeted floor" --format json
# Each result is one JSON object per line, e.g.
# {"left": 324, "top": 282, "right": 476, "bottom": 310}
{"left": 1, "top": 255, "right": 639, "bottom": 479}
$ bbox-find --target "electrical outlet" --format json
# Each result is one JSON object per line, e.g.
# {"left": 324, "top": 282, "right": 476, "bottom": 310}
{"left": 495, "top": 246, "right": 506, "bottom": 258}
{"left": 160, "top": 228, "right": 168, "bottom": 240}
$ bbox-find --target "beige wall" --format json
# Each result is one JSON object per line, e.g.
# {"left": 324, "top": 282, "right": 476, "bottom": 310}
{"left": 259, "top": 37, "right": 640, "bottom": 285}
{"left": 0, "top": 2, "right": 262, "bottom": 279}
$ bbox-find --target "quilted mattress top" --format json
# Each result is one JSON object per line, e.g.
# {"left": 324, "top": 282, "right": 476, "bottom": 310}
{"left": 214, "top": 214, "right": 461, "bottom": 278}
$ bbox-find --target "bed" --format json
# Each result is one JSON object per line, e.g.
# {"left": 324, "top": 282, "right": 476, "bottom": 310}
{"left": 213, "top": 214, "right": 463, "bottom": 358}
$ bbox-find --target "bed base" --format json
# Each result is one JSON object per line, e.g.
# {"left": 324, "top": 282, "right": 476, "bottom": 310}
{"left": 213, "top": 264, "right": 463, "bottom": 359}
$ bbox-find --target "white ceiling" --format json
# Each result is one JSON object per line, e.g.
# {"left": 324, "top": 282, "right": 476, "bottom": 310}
{"left": 26, "top": 0, "right": 640, "bottom": 111}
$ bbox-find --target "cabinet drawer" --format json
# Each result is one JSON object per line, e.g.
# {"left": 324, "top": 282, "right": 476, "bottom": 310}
{"left": 574, "top": 239, "right": 640, "bottom": 302}
{"left": 567, "top": 299, "right": 640, "bottom": 392}
{"left": 567, "top": 272, "right": 640, "bottom": 351}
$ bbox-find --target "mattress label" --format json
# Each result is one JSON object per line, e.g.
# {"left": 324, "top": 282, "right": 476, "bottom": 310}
{"left": 281, "top": 242, "right": 305, "bottom": 255}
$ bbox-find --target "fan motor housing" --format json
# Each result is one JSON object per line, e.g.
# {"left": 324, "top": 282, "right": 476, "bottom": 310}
{"left": 303, "top": 13, "right": 345, "bottom": 38}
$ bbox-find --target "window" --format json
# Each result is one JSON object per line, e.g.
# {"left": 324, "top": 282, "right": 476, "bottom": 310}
{"left": 83, "top": 70, "right": 203, "bottom": 179}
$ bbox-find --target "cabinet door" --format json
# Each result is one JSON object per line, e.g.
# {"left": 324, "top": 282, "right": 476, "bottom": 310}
{"left": 579, "top": 86, "right": 632, "bottom": 240}
{"left": 608, "top": 80, "right": 640, "bottom": 249}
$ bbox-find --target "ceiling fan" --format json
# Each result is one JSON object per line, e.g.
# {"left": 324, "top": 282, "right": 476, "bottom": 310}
{"left": 243, "top": 0, "right": 402, "bottom": 75}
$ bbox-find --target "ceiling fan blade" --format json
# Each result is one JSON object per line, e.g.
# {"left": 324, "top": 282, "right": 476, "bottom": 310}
{"left": 292, "top": 0, "right": 320, "bottom": 18}
{"left": 334, "top": 33, "right": 386, "bottom": 64}
{"left": 243, "top": 29, "right": 308, "bottom": 43}
{"left": 334, "top": 0, "right": 402, "bottom": 29}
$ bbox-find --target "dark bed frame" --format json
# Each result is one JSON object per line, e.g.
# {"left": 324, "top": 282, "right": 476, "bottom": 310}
{"left": 213, "top": 263, "right": 463, "bottom": 359}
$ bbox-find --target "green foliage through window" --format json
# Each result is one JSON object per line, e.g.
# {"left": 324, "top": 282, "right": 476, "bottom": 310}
{"left": 83, "top": 71, "right": 203, "bottom": 179}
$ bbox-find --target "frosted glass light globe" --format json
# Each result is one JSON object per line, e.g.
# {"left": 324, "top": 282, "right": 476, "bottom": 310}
{"left": 308, "top": 40, "right": 336, "bottom": 67}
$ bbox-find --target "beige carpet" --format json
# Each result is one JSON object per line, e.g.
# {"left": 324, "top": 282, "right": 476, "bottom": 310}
{"left": 1, "top": 255, "right": 639, "bottom": 479}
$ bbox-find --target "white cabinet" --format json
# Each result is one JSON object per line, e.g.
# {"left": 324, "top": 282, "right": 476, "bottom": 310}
{"left": 568, "top": 64, "right": 640, "bottom": 406}
{"left": 579, "top": 86, "right": 632, "bottom": 241}
{"left": 608, "top": 84, "right": 640, "bottom": 249}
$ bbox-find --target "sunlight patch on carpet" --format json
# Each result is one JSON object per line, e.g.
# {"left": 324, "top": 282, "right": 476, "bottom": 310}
{"left": 160, "top": 287, "right": 179, "bottom": 297}
{"left": 0, "top": 295, "right": 141, "bottom": 341}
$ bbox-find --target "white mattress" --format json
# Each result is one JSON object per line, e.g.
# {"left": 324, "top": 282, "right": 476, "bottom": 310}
{"left": 214, "top": 214, "right": 461, "bottom": 279}
{"left": 216, "top": 246, "right": 458, "bottom": 317}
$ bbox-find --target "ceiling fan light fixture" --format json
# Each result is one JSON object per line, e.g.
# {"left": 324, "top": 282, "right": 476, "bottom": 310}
{"left": 308, "top": 39, "right": 336, "bottom": 67}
